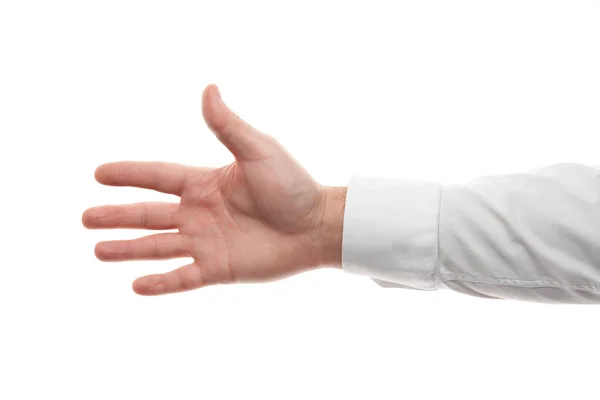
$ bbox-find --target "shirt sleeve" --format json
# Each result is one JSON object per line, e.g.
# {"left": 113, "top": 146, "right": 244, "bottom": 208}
{"left": 342, "top": 163, "right": 600, "bottom": 303}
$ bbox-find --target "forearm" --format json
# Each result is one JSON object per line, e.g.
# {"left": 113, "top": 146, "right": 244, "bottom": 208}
{"left": 338, "top": 164, "right": 600, "bottom": 303}
{"left": 437, "top": 163, "right": 600, "bottom": 303}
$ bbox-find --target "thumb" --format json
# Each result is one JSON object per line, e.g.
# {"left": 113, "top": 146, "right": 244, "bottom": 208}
{"left": 202, "top": 84, "right": 271, "bottom": 161}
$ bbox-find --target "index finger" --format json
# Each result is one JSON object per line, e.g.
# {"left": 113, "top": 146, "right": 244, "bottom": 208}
{"left": 95, "top": 161, "right": 190, "bottom": 196}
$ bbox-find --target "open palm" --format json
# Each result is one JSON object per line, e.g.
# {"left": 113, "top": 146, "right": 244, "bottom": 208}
{"left": 83, "top": 85, "right": 342, "bottom": 295}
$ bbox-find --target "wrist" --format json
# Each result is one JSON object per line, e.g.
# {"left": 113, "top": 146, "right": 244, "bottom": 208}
{"left": 313, "top": 186, "right": 346, "bottom": 268}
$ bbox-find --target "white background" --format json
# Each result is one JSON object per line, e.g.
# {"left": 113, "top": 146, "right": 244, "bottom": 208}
{"left": 1, "top": 1, "right": 599, "bottom": 399}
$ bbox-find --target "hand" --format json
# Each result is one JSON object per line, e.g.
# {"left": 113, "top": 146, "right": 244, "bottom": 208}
{"left": 82, "top": 85, "right": 346, "bottom": 295}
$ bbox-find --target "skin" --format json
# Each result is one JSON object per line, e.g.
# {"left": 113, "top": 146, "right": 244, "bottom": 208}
{"left": 82, "top": 84, "right": 346, "bottom": 295}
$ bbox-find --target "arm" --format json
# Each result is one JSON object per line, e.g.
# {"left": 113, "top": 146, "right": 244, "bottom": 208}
{"left": 82, "top": 84, "right": 600, "bottom": 303}
{"left": 344, "top": 164, "right": 600, "bottom": 303}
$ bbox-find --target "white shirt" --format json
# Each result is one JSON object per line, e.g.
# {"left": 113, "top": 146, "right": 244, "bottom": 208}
{"left": 342, "top": 163, "right": 600, "bottom": 303}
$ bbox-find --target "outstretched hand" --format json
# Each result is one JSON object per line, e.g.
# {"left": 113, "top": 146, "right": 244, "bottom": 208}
{"left": 82, "top": 85, "right": 345, "bottom": 295}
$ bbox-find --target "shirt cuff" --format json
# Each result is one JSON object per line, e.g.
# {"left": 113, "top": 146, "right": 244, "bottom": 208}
{"left": 342, "top": 176, "right": 442, "bottom": 290}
